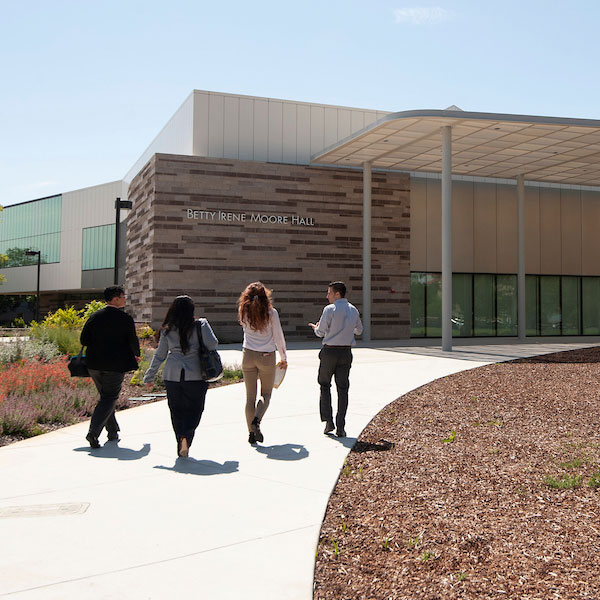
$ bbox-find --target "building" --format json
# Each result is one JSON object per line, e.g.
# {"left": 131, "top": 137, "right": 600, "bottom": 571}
{"left": 3, "top": 90, "right": 600, "bottom": 345}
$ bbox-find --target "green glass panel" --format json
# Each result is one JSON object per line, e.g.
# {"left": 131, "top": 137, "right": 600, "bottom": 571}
{"left": 82, "top": 224, "right": 115, "bottom": 270}
{"left": 425, "top": 273, "right": 442, "bottom": 336}
{"left": 452, "top": 273, "right": 473, "bottom": 337}
{"left": 540, "top": 276, "right": 561, "bottom": 335}
{"left": 582, "top": 277, "right": 600, "bottom": 335}
{"left": 561, "top": 276, "right": 580, "bottom": 335}
{"left": 497, "top": 275, "right": 517, "bottom": 336}
{"left": 0, "top": 196, "right": 62, "bottom": 267}
{"left": 526, "top": 275, "right": 539, "bottom": 336}
{"left": 474, "top": 274, "right": 495, "bottom": 336}
{"left": 410, "top": 272, "right": 426, "bottom": 337}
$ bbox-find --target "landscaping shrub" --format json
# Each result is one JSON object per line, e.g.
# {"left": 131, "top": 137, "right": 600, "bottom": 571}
{"left": 0, "top": 338, "right": 62, "bottom": 365}
{"left": 30, "top": 326, "right": 81, "bottom": 356}
{"left": 137, "top": 324, "right": 156, "bottom": 340}
{"left": 29, "top": 300, "right": 106, "bottom": 355}
{"left": 0, "top": 358, "right": 82, "bottom": 397}
{"left": 131, "top": 346, "right": 165, "bottom": 389}
{"left": 0, "top": 384, "right": 121, "bottom": 437}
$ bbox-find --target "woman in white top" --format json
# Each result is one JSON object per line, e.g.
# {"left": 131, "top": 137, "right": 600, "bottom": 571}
{"left": 238, "top": 281, "right": 287, "bottom": 444}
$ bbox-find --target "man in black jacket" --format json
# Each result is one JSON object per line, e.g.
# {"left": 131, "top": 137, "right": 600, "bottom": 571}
{"left": 81, "top": 286, "right": 141, "bottom": 448}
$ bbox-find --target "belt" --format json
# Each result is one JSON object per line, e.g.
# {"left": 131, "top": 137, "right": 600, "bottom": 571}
{"left": 324, "top": 344, "right": 351, "bottom": 348}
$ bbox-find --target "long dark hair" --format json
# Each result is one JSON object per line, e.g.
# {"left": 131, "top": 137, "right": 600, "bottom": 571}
{"left": 160, "top": 295, "right": 195, "bottom": 354}
{"left": 237, "top": 281, "right": 273, "bottom": 332}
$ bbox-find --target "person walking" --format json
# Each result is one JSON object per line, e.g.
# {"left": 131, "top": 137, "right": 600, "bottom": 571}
{"left": 309, "top": 281, "right": 363, "bottom": 437}
{"left": 81, "top": 285, "right": 141, "bottom": 448}
{"left": 238, "top": 282, "right": 287, "bottom": 444}
{"left": 143, "top": 295, "right": 219, "bottom": 458}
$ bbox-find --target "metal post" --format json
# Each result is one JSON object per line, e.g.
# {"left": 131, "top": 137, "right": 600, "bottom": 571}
{"left": 441, "top": 126, "right": 453, "bottom": 351}
{"left": 114, "top": 198, "right": 132, "bottom": 285}
{"left": 114, "top": 198, "right": 121, "bottom": 285}
{"left": 363, "top": 162, "right": 372, "bottom": 341}
{"left": 517, "top": 175, "right": 526, "bottom": 340}
{"left": 36, "top": 252, "right": 40, "bottom": 322}
{"left": 25, "top": 249, "right": 41, "bottom": 321}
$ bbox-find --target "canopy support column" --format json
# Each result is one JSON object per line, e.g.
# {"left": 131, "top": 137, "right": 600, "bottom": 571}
{"left": 362, "top": 161, "right": 372, "bottom": 342}
{"left": 441, "top": 126, "right": 453, "bottom": 351}
{"left": 517, "top": 174, "right": 526, "bottom": 340}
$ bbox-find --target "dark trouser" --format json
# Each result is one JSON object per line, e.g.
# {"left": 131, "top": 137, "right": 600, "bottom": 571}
{"left": 164, "top": 377, "right": 209, "bottom": 446}
{"left": 88, "top": 369, "right": 126, "bottom": 438}
{"left": 318, "top": 346, "right": 352, "bottom": 431}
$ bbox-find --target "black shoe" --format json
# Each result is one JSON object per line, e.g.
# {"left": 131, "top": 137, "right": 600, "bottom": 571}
{"left": 336, "top": 429, "right": 347, "bottom": 438}
{"left": 251, "top": 417, "right": 264, "bottom": 443}
{"left": 324, "top": 420, "right": 335, "bottom": 434}
{"left": 107, "top": 432, "right": 120, "bottom": 442}
{"left": 248, "top": 431, "right": 256, "bottom": 444}
{"left": 86, "top": 433, "right": 100, "bottom": 449}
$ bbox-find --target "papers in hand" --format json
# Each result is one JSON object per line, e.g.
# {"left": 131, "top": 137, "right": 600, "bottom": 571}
{"left": 273, "top": 361, "right": 287, "bottom": 389}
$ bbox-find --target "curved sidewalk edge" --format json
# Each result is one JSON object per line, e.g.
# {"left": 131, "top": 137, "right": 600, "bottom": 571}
{"left": 0, "top": 340, "right": 597, "bottom": 600}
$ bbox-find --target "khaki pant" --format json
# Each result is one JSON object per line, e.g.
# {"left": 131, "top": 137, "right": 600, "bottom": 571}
{"left": 242, "top": 348, "right": 276, "bottom": 430}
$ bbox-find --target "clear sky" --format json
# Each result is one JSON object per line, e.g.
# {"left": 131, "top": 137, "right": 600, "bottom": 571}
{"left": 2, "top": 0, "right": 599, "bottom": 206}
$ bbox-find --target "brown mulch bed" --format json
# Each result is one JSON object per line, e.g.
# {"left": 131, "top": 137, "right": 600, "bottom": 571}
{"left": 314, "top": 347, "right": 600, "bottom": 600}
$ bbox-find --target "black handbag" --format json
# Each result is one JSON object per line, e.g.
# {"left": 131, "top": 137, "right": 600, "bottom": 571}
{"left": 196, "top": 321, "right": 223, "bottom": 382}
{"left": 68, "top": 346, "right": 90, "bottom": 378}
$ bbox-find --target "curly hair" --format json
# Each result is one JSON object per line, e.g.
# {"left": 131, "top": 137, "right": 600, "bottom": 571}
{"left": 237, "top": 281, "right": 273, "bottom": 332}
{"left": 159, "top": 295, "right": 196, "bottom": 354}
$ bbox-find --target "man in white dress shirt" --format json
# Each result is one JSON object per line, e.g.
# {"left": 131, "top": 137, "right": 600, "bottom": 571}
{"left": 309, "top": 281, "right": 363, "bottom": 437}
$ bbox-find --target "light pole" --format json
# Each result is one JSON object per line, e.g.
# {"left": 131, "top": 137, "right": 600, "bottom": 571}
{"left": 25, "top": 249, "right": 41, "bottom": 321}
{"left": 114, "top": 198, "right": 133, "bottom": 285}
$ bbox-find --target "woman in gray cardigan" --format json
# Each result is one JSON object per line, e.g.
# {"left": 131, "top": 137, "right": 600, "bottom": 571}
{"left": 144, "top": 295, "right": 218, "bottom": 457}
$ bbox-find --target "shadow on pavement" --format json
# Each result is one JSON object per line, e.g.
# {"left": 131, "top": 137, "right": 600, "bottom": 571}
{"left": 326, "top": 435, "right": 358, "bottom": 449}
{"left": 73, "top": 442, "right": 151, "bottom": 460}
{"left": 154, "top": 457, "right": 239, "bottom": 476}
{"left": 254, "top": 443, "right": 309, "bottom": 461}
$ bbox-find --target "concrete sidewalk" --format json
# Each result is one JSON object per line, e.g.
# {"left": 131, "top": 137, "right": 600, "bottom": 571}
{"left": 1, "top": 339, "right": 598, "bottom": 599}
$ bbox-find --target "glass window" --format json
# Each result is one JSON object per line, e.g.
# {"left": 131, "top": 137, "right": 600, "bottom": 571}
{"left": 425, "top": 273, "right": 442, "bottom": 336}
{"left": 561, "top": 276, "right": 580, "bottom": 335}
{"left": 497, "top": 275, "right": 517, "bottom": 336}
{"left": 582, "top": 277, "right": 600, "bottom": 335}
{"left": 410, "top": 273, "right": 426, "bottom": 337}
{"left": 474, "top": 274, "right": 495, "bottom": 336}
{"left": 540, "top": 276, "right": 561, "bottom": 335}
{"left": 82, "top": 224, "right": 116, "bottom": 270}
{"left": 452, "top": 273, "right": 473, "bottom": 337}
{"left": 0, "top": 196, "right": 62, "bottom": 266}
{"left": 526, "top": 275, "right": 539, "bottom": 336}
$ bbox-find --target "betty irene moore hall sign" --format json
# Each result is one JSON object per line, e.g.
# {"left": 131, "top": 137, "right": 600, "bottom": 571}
{"left": 186, "top": 209, "right": 315, "bottom": 227}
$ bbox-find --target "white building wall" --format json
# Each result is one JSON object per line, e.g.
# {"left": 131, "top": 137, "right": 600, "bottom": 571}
{"left": 0, "top": 181, "right": 126, "bottom": 293}
{"left": 61, "top": 180, "right": 126, "bottom": 289}
{"left": 190, "top": 90, "right": 390, "bottom": 167}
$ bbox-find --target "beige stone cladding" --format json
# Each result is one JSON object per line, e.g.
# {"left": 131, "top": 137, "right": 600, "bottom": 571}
{"left": 127, "top": 154, "right": 410, "bottom": 341}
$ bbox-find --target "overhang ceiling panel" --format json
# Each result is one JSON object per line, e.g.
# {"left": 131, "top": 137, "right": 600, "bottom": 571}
{"left": 312, "top": 109, "right": 600, "bottom": 186}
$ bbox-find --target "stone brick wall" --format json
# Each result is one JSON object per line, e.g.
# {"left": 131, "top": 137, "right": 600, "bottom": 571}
{"left": 127, "top": 154, "right": 410, "bottom": 341}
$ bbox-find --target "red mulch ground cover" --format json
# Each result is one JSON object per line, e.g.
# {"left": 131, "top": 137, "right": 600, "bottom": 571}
{"left": 314, "top": 347, "right": 600, "bottom": 600}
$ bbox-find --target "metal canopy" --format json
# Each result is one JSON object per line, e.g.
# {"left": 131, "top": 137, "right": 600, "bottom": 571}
{"left": 311, "top": 109, "right": 600, "bottom": 185}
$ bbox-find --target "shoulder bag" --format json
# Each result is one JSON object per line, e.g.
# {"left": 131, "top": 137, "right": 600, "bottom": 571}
{"left": 68, "top": 346, "right": 90, "bottom": 378}
{"left": 196, "top": 321, "right": 224, "bottom": 382}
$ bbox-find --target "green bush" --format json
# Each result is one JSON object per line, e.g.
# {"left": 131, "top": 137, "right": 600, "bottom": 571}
{"left": 29, "top": 300, "right": 107, "bottom": 356}
{"left": 223, "top": 363, "right": 243, "bottom": 381}
{"left": 38, "top": 306, "right": 84, "bottom": 329}
{"left": 131, "top": 346, "right": 165, "bottom": 389}
{"left": 0, "top": 338, "right": 62, "bottom": 365}
{"left": 137, "top": 324, "right": 156, "bottom": 339}
{"left": 31, "top": 326, "right": 81, "bottom": 356}
{"left": 81, "top": 300, "right": 106, "bottom": 321}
